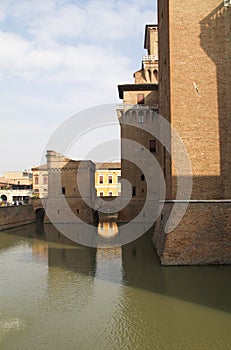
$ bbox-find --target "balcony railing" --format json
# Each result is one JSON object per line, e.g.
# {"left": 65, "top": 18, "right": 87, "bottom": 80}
{"left": 224, "top": 0, "right": 231, "bottom": 7}
{"left": 117, "top": 103, "right": 158, "bottom": 111}
{"left": 142, "top": 55, "right": 158, "bottom": 62}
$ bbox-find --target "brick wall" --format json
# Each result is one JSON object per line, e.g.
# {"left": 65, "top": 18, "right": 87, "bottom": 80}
{"left": 153, "top": 201, "right": 231, "bottom": 265}
{"left": 158, "top": 0, "right": 231, "bottom": 199}
{"left": 0, "top": 205, "right": 35, "bottom": 231}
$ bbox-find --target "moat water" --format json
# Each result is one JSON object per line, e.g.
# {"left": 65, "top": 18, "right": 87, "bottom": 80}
{"left": 0, "top": 223, "right": 231, "bottom": 350}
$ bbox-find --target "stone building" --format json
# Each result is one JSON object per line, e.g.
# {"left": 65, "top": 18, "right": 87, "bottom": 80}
{"left": 44, "top": 150, "right": 97, "bottom": 225}
{"left": 117, "top": 2, "right": 231, "bottom": 264}
{"left": 153, "top": 0, "right": 231, "bottom": 264}
{"left": 117, "top": 24, "right": 160, "bottom": 223}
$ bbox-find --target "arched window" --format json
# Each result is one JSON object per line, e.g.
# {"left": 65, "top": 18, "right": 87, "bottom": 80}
{"left": 43, "top": 176, "right": 48, "bottom": 185}
{"left": 154, "top": 69, "right": 159, "bottom": 82}
{"left": 34, "top": 176, "right": 39, "bottom": 185}
{"left": 138, "top": 111, "right": 144, "bottom": 124}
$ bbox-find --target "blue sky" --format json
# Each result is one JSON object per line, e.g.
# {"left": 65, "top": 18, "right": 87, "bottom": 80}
{"left": 0, "top": 0, "right": 157, "bottom": 174}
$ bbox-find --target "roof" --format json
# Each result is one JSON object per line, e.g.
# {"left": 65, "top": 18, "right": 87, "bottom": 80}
{"left": 118, "top": 83, "right": 158, "bottom": 99}
{"left": 144, "top": 24, "right": 158, "bottom": 50}
{"left": 31, "top": 164, "right": 48, "bottom": 171}
{"left": 0, "top": 177, "right": 29, "bottom": 186}
{"left": 95, "top": 162, "right": 121, "bottom": 170}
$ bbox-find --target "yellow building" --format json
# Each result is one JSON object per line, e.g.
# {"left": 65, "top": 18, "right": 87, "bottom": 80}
{"left": 95, "top": 162, "right": 121, "bottom": 197}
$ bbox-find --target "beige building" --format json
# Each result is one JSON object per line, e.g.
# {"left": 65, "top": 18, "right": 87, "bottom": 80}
{"left": 0, "top": 171, "right": 33, "bottom": 205}
{"left": 31, "top": 165, "right": 48, "bottom": 198}
{"left": 95, "top": 162, "right": 121, "bottom": 197}
{"left": 3, "top": 171, "right": 33, "bottom": 186}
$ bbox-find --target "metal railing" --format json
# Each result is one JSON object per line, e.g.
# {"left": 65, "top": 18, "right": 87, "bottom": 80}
{"left": 224, "top": 0, "right": 231, "bottom": 7}
{"left": 142, "top": 55, "right": 158, "bottom": 62}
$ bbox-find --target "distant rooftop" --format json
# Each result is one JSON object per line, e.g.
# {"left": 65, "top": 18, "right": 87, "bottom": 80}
{"left": 95, "top": 162, "right": 121, "bottom": 170}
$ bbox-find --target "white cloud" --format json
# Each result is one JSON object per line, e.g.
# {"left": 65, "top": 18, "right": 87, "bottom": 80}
{"left": 29, "top": 4, "right": 86, "bottom": 41}
{"left": 0, "top": 0, "right": 157, "bottom": 172}
{"left": 0, "top": 32, "right": 30, "bottom": 69}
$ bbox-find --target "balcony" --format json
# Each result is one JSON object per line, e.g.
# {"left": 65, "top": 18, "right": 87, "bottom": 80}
{"left": 142, "top": 55, "right": 158, "bottom": 62}
{"left": 224, "top": 0, "right": 231, "bottom": 6}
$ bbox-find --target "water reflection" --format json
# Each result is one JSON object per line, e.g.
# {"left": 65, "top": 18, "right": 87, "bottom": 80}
{"left": 0, "top": 223, "right": 231, "bottom": 350}
{"left": 98, "top": 221, "right": 118, "bottom": 238}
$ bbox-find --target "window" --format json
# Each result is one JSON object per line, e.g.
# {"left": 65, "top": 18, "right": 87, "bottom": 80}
{"left": 117, "top": 176, "right": 121, "bottom": 183}
{"left": 43, "top": 176, "right": 47, "bottom": 185}
{"left": 108, "top": 175, "right": 112, "bottom": 184}
{"left": 61, "top": 187, "right": 66, "bottom": 195}
{"left": 35, "top": 176, "right": 38, "bottom": 185}
{"left": 149, "top": 139, "right": 157, "bottom": 153}
{"left": 77, "top": 209, "right": 80, "bottom": 214}
{"left": 108, "top": 192, "right": 113, "bottom": 196}
{"left": 138, "top": 111, "right": 144, "bottom": 124}
{"left": 100, "top": 192, "right": 104, "bottom": 197}
{"left": 137, "top": 93, "right": 144, "bottom": 104}
{"left": 132, "top": 186, "right": 136, "bottom": 197}
{"left": 141, "top": 174, "right": 145, "bottom": 181}
{"left": 99, "top": 175, "right": 103, "bottom": 184}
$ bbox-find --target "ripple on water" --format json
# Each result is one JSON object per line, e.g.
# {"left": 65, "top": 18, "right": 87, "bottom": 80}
{"left": 0, "top": 317, "right": 25, "bottom": 338}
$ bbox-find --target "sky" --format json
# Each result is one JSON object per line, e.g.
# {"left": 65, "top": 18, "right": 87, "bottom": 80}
{"left": 0, "top": 0, "right": 157, "bottom": 174}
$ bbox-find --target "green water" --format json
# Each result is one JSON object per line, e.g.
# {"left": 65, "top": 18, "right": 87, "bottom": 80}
{"left": 0, "top": 223, "right": 230, "bottom": 350}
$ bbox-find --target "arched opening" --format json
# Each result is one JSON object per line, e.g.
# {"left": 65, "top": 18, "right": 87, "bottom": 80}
{"left": 35, "top": 208, "right": 45, "bottom": 222}
{"left": 1, "top": 194, "right": 7, "bottom": 202}
{"left": 154, "top": 69, "right": 159, "bottom": 82}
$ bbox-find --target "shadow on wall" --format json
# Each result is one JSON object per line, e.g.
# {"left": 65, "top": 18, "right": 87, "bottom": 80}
{"left": 200, "top": 4, "right": 231, "bottom": 199}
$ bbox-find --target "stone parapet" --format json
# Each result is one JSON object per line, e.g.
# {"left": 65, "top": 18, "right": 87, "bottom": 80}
{"left": 0, "top": 205, "right": 36, "bottom": 231}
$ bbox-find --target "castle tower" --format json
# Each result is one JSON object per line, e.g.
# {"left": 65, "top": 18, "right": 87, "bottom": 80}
{"left": 158, "top": 0, "right": 231, "bottom": 200}
{"left": 117, "top": 25, "right": 160, "bottom": 223}
{"left": 153, "top": 0, "right": 231, "bottom": 264}
{"left": 134, "top": 25, "right": 159, "bottom": 84}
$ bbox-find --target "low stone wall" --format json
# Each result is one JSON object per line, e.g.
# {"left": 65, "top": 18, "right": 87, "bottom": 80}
{"left": 153, "top": 201, "right": 231, "bottom": 265}
{"left": 0, "top": 205, "right": 36, "bottom": 231}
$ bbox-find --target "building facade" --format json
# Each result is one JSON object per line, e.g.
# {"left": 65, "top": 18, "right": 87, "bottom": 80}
{"left": 95, "top": 162, "right": 121, "bottom": 197}
{"left": 44, "top": 150, "right": 97, "bottom": 225}
{"left": 0, "top": 172, "right": 33, "bottom": 205}
{"left": 153, "top": 0, "right": 231, "bottom": 264}
{"left": 117, "top": 2, "right": 231, "bottom": 264}
{"left": 117, "top": 24, "right": 160, "bottom": 222}
{"left": 31, "top": 165, "right": 48, "bottom": 198}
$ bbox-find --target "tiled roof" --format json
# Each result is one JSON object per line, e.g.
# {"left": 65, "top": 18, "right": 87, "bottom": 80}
{"left": 95, "top": 162, "right": 121, "bottom": 170}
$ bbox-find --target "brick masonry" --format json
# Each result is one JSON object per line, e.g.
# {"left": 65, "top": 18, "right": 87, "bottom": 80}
{"left": 153, "top": 201, "right": 231, "bottom": 265}
{"left": 154, "top": 0, "right": 231, "bottom": 264}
